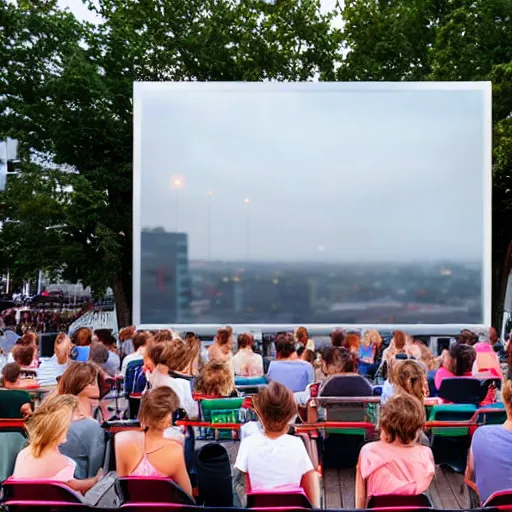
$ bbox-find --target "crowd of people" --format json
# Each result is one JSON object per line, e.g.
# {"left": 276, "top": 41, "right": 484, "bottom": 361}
{"left": 0, "top": 323, "right": 511, "bottom": 508}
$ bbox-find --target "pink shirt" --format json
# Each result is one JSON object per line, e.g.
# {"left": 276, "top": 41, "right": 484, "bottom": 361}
{"left": 360, "top": 441, "right": 435, "bottom": 498}
{"left": 13, "top": 447, "right": 76, "bottom": 481}
{"left": 434, "top": 366, "right": 456, "bottom": 390}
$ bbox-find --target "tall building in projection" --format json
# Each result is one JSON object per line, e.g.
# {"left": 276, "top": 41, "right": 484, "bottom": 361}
{"left": 140, "top": 229, "right": 191, "bottom": 323}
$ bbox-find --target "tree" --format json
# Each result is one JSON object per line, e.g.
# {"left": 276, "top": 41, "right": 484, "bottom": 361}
{"left": 338, "top": 0, "right": 512, "bottom": 327}
{"left": 0, "top": 0, "right": 340, "bottom": 326}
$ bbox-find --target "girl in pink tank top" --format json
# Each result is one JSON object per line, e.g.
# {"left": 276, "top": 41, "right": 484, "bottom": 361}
{"left": 130, "top": 433, "right": 168, "bottom": 477}
{"left": 356, "top": 394, "right": 435, "bottom": 508}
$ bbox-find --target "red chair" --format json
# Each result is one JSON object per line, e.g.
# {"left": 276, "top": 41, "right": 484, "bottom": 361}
{"left": 483, "top": 490, "right": 512, "bottom": 509}
{"left": 367, "top": 494, "right": 433, "bottom": 509}
{"left": 2, "top": 479, "right": 85, "bottom": 507}
{"left": 246, "top": 490, "right": 313, "bottom": 509}
{"left": 116, "top": 476, "right": 195, "bottom": 505}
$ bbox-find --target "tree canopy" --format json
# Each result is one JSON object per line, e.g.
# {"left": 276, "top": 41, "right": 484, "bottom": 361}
{"left": 0, "top": 0, "right": 510, "bottom": 326}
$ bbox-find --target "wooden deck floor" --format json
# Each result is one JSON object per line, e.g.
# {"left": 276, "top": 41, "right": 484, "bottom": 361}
{"left": 198, "top": 440, "right": 473, "bottom": 509}
{"left": 323, "top": 466, "right": 472, "bottom": 509}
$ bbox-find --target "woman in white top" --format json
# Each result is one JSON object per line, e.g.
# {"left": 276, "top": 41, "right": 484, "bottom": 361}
{"left": 235, "top": 381, "right": 320, "bottom": 507}
{"left": 145, "top": 339, "right": 198, "bottom": 419}
{"left": 232, "top": 333, "right": 263, "bottom": 377}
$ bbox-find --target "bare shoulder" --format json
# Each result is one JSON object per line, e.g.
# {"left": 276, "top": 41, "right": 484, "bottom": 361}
{"left": 115, "top": 430, "right": 141, "bottom": 445}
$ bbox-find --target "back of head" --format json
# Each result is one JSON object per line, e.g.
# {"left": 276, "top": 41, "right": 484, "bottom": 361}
{"left": 160, "top": 337, "right": 200, "bottom": 373}
{"left": 392, "top": 359, "right": 427, "bottom": 401}
{"left": 253, "top": 381, "right": 297, "bottom": 433}
{"left": 58, "top": 361, "right": 99, "bottom": 396}
{"left": 26, "top": 394, "right": 78, "bottom": 457}
{"left": 119, "top": 325, "right": 136, "bottom": 342}
{"left": 2, "top": 362, "right": 21, "bottom": 384}
{"left": 154, "top": 329, "right": 176, "bottom": 343}
{"left": 4, "top": 314, "right": 16, "bottom": 328}
{"left": 12, "top": 344, "right": 35, "bottom": 367}
{"left": 139, "top": 386, "right": 179, "bottom": 430}
{"left": 380, "top": 393, "right": 425, "bottom": 444}
{"left": 502, "top": 379, "right": 512, "bottom": 412}
{"left": 393, "top": 330, "right": 407, "bottom": 351}
{"left": 90, "top": 343, "right": 109, "bottom": 365}
{"left": 344, "top": 332, "right": 361, "bottom": 353}
{"left": 237, "top": 333, "right": 253, "bottom": 350}
{"left": 72, "top": 327, "right": 93, "bottom": 347}
{"left": 20, "top": 332, "right": 39, "bottom": 347}
{"left": 458, "top": 329, "right": 478, "bottom": 346}
{"left": 330, "top": 329, "right": 346, "bottom": 347}
{"left": 363, "top": 329, "right": 382, "bottom": 348}
{"left": 133, "top": 330, "right": 152, "bottom": 351}
{"left": 295, "top": 326, "right": 309, "bottom": 344}
{"left": 195, "top": 361, "right": 234, "bottom": 396}
{"left": 276, "top": 334, "right": 296, "bottom": 359}
{"left": 323, "top": 346, "right": 358, "bottom": 374}
{"left": 449, "top": 343, "right": 476, "bottom": 376}
{"left": 95, "top": 329, "right": 116, "bottom": 348}
{"left": 216, "top": 328, "right": 232, "bottom": 346}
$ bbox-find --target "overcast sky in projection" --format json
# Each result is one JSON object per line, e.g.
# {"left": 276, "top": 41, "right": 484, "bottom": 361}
{"left": 138, "top": 86, "right": 485, "bottom": 263}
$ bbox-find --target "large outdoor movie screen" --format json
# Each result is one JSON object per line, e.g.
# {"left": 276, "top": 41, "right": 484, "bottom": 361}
{"left": 133, "top": 82, "right": 491, "bottom": 326}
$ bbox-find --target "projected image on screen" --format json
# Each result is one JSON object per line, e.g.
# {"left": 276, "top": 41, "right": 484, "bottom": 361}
{"left": 134, "top": 83, "right": 489, "bottom": 325}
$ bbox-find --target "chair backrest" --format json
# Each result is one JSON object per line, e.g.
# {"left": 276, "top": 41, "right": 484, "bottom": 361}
{"left": 2, "top": 479, "right": 84, "bottom": 503}
{"left": 484, "top": 490, "right": 512, "bottom": 507}
{"left": 438, "top": 378, "right": 482, "bottom": 404}
{"left": 246, "top": 489, "right": 313, "bottom": 509}
{"left": 124, "top": 360, "right": 144, "bottom": 398}
{"left": 117, "top": 477, "right": 195, "bottom": 505}
{"left": 428, "top": 404, "right": 476, "bottom": 436}
{"left": 319, "top": 375, "right": 374, "bottom": 398}
{"left": 367, "top": 493, "right": 432, "bottom": 508}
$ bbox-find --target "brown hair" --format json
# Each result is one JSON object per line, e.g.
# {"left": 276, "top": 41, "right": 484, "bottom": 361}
{"left": 216, "top": 328, "right": 232, "bottom": 346}
{"left": 154, "top": 329, "right": 176, "bottom": 343}
{"left": 295, "top": 327, "right": 309, "bottom": 345}
{"left": 2, "top": 362, "right": 21, "bottom": 384}
{"left": 119, "top": 326, "right": 136, "bottom": 342}
{"left": 139, "top": 386, "right": 180, "bottom": 430}
{"left": 323, "top": 346, "right": 358, "bottom": 374}
{"left": 72, "top": 327, "right": 93, "bottom": 347}
{"left": 458, "top": 329, "right": 478, "bottom": 346}
{"left": 414, "top": 341, "right": 436, "bottom": 371}
{"left": 19, "top": 332, "right": 39, "bottom": 347}
{"left": 502, "top": 379, "right": 512, "bottom": 410}
{"left": 133, "top": 331, "right": 152, "bottom": 351}
{"left": 95, "top": 329, "right": 116, "bottom": 348}
{"left": 344, "top": 332, "right": 361, "bottom": 353}
{"left": 393, "top": 331, "right": 407, "bottom": 351}
{"left": 390, "top": 360, "right": 427, "bottom": 402}
{"left": 26, "top": 394, "right": 77, "bottom": 457}
{"left": 58, "top": 361, "right": 98, "bottom": 396}
{"left": 276, "top": 335, "right": 296, "bottom": 359}
{"left": 380, "top": 394, "right": 425, "bottom": 444}
{"left": 237, "top": 333, "right": 253, "bottom": 350}
{"left": 449, "top": 344, "right": 476, "bottom": 375}
{"left": 195, "top": 362, "right": 234, "bottom": 397}
{"left": 330, "top": 329, "right": 346, "bottom": 347}
{"left": 12, "top": 344, "right": 35, "bottom": 367}
{"left": 147, "top": 342, "right": 167, "bottom": 366}
{"left": 159, "top": 338, "right": 201, "bottom": 373}
{"left": 253, "top": 381, "right": 297, "bottom": 433}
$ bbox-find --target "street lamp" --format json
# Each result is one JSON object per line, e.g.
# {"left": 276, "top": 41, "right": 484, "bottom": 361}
{"left": 170, "top": 175, "right": 184, "bottom": 232}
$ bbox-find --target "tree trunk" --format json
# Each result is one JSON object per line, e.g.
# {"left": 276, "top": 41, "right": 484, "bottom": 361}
{"left": 113, "top": 271, "right": 132, "bottom": 328}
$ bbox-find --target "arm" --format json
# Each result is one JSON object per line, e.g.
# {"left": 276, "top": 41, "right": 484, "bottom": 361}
{"left": 465, "top": 447, "right": 475, "bottom": 484}
{"left": 171, "top": 450, "right": 193, "bottom": 497}
{"left": 301, "top": 470, "right": 321, "bottom": 508}
{"left": 20, "top": 402, "right": 33, "bottom": 418}
{"left": 67, "top": 470, "right": 102, "bottom": 494}
{"left": 355, "top": 461, "right": 366, "bottom": 509}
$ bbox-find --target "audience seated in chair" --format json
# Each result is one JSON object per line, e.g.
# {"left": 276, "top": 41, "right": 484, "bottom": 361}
{"left": 56, "top": 362, "right": 106, "bottom": 479}
{"left": 0, "top": 363, "right": 33, "bottom": 418}
{"left": 121, "top": 331, "right": 151, "bottom": 377}
{"left": 195, "top": 361, "right": 237, "bottom": 398}
{"left": 233, "top": 333, "right": 264, "bottom": 377}
{"left": 115, "top": 386, "right": 192, "bottom": 496}
{"left": 12, "top": 393, "right": 102, "bottom": 493}
{"left": 235, "top": 381, "right": 320, "bottom": 508}
{"left": 355, "top": 394, "right": 435, "bottom": 507}
{"left": 267, "top": 334, "right": 313, "bottom": 393}
{"left": 37, "top": 333, "right": 72, "bottom": 387}
{"left": 434, "top": 344, "right": 475, "bottom": 392}
{"left": 466, "top": 379, "right": 512, "bottom": 504}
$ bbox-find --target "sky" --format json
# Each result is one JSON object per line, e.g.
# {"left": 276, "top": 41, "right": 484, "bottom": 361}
{"left": 137, "top": 84, "right": 486, "bottom": 263}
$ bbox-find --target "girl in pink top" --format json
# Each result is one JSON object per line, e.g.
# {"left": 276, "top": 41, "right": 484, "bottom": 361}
{"left": 115, "top": 387, "right": 192, "bottom": 496}
{"left": 12, "top": 394, "right": 101, "bottom": 493}
{"left": 355, "top": 394, "right": 435, "bottom": 507}
{"left": 434, "top": 344, "right": 475, "bottom": 391}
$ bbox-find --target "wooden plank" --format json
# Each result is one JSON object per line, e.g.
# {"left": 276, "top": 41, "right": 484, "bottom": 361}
{"left": 430, "top": 466, "right": 462, "bottom": 509}
{"left": 339, "top": 468, "right": 356, "bottom": 509}
{"left": 323, "top": 468, "right": 342, "bottom": 509}
{"left": 443, "top": 469, "right": 471, "bottom": 509}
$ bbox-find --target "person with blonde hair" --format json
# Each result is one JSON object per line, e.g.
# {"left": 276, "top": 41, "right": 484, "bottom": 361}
{"left": 195, "top": 362, "right": 235, "bottom": 397}
{"left": 115, "top": 387, "right": 192, "bottom": 495}
{"left": 12, "top": 394, "right": 102, "bottom": 493}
